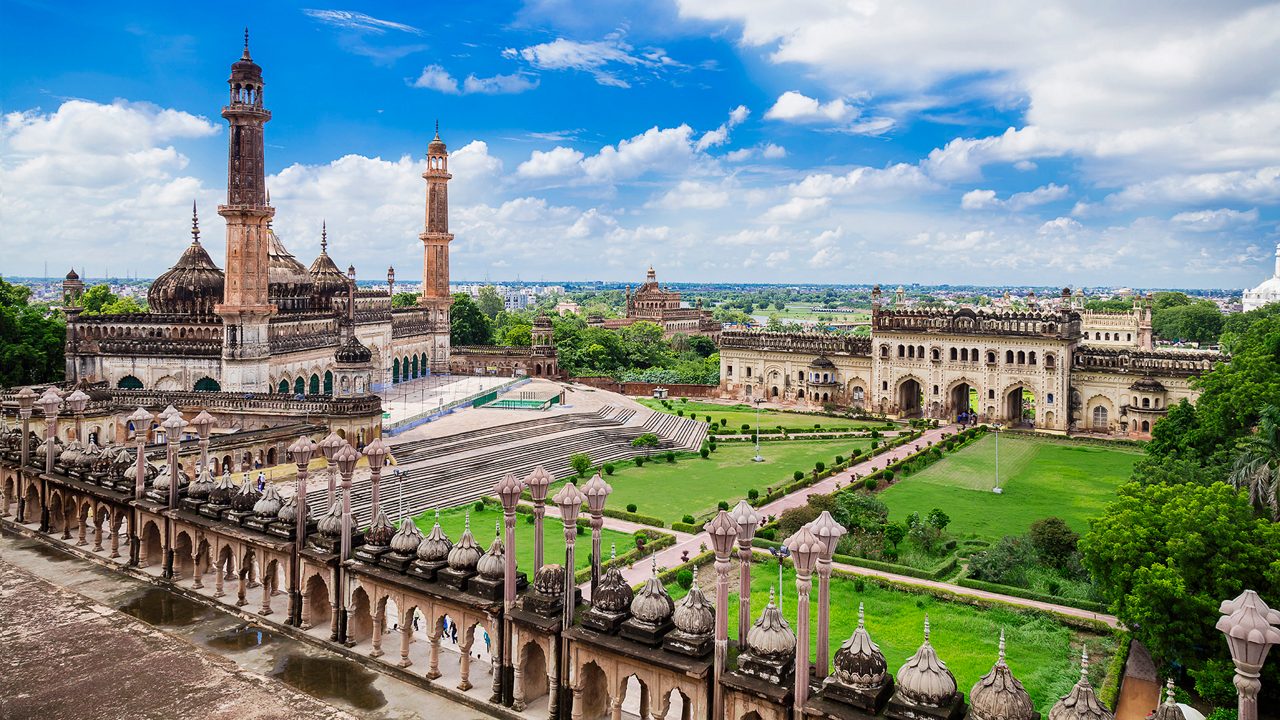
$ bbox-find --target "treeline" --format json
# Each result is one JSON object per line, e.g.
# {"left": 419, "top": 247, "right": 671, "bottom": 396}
{"left": 1086, "top": 291, "right": 1233, "bottom": 345}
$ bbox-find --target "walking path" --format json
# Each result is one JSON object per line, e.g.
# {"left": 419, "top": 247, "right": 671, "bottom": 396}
{"left": 574, "top": 423, "right": 1121, "bottom": 629}
{"left": 1115, "top": 640, "right": 1161, "bottom": 720}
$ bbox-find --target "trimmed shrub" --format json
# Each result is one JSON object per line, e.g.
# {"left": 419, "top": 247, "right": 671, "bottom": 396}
{"left": 603, "top": 462, "right": 615, "bottom": 476}
{"left": 676, "top": 569, "right": 693, "bottom": 590}
{"left": 717, "top": 500, "right": 730, "bottom": 511}
{"left": 473, "top": 500, "right": 485, "bottom": 512}
{"left": 700, "top": 447, "right": 710, "bottom": 459}
{"left": 815, "top": 461, "right": 826, "bottom": 472}
{"left": 835, "top": 455, "right": 845, "bottom": 465}
{"left": 682, "top": 514, "right": 695, "bottom": 524}
{"left": 633, "top": 456, "right": 645, "bottom": 467}
{"left": 747, "top": 488, "right": 759, "bottom": 500}
{"left": 865, "top": 478, "right": 878, "bottom": 490}
{"left": 626, "top": 503, "right": 638, "bottom": 513}
{"left": 793, "top": 470, "right": 805, "bottom": 481}
{"left": 883, "top": 470, "right": 895, "bottom": 481}
{"left": 666, "top": 451, "right": 676, "bottom": 463}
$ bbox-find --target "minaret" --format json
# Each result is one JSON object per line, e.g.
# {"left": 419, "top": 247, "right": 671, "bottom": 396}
{"left": 216, "top": 30, "right": 277, "bottom": 392}
{"left": 420, "top": 121, "right": 453, "bottom": 371}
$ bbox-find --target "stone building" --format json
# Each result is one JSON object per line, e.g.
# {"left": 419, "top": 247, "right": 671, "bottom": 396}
{"left": 598, "top": 267, "right": 721, "bottom": 341}
{"left": 719, "top": 286, "right": 1222, "bottom": 438}
{"left": 450, "top": 313, "right": 560, "bottom": 378}
{"left": 1243, "top": 242, "right": 1280, "bottom": 311}
{"left": 63, "top": 38, "right": 453, "bottom": 396}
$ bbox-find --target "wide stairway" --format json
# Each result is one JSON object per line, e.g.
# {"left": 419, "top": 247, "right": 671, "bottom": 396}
{"left": 336, "top": 408, "right": 706, "bottom": 519}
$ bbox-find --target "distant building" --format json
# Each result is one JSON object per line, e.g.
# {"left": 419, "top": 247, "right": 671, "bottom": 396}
{"left": 554, "top": 300, "right": 581, "bottom": 316}
{"left": 598, "top": 267, "right": 720, "bottom": 341}
{"left": 1243, "top": 242, "right": 1280, "bottom": 311}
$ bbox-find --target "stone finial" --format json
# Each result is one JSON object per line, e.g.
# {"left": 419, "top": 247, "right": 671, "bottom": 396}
{"left": 968, "top": 628, "right": 1035, "bottom": 720}
{"left": 745, "top": 587, "right": 796, "bottom": 660}
{"left": 831, "top": 601, "right": 888, "bottom": 691}
{"left": 1150, "top": 678, "right": 1185, "bottom": 720}
{"left": 894, "top": 616, "right": 958, "bottom": 708}
{"left": 1047, "top": 647, "right": 1114, "bottom": 720}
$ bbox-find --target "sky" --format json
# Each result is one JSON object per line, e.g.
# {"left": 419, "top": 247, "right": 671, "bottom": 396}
{"left": 2, "top": 0, "right": 1278, "bottom": 288}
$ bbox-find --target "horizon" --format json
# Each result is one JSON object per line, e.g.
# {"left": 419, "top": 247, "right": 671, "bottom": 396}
{"left": 3, "top": 2, "right": 1278, "bottom": 288}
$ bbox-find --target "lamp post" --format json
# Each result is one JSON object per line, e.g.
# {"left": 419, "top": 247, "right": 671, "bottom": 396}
{"left": 319, "top": 431, "right": 343, "bottom": 507}
{"left": 162, "top": 415, "right": 184, "bottom": 510}
{"left": 1216, "top": 590, "right": 1280, "bottom": 720}
{"left": 753, "top": 397, "right": 765, "bottom": 462}
{"left": 128, "top": 407, "right": 153, "bottom": 503}
{"left": 288, "top": 435, "right": 316, "bottom": 627}
{"left": 363, "top": 438, "right": 390, "bottom": 521}
{"left": 552, "top": 481, "right": 585, "bottom": 720}
{"left": 785, "top": 525, "right": 826, "bottom": 714}
{"left": 524, "top": 465, "right": 553, "bottom": 574}
{"left": 495, "top": 472, "right": 525, "bottom": 707}
{"left": 581, "top": 472, "right": 612, "bottom": 600}
{"left": 191, "top": 411, "right": 216, "bottom": 483}
{"left": 15, "top": 387, "right": 35, "bottom": 523}
{"left": 730, "top": 500, "right": 759, "bottom": 642}
{"left": 767, "top": 544, "right": 791, "bottom": 613}
{"left": 993, "top": 424, "right": 1003, "bottom": 494}
{"left": 705, "top": 510, "right": 739, "bottom": 720}
{"left": 65, "top": 389, "right": 89, "bottom": 444}
{"left": 806, "top": 511, "right": 847, "bottom": 677}
{"left": 36, "top": 387, "right": 63, "bottom": 533}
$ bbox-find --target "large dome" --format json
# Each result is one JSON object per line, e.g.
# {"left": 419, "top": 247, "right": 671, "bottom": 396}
{"left": 267, "top": 230, "right": 313, "bottom": 312}
{"left": 149, "top": 209, "right": 224, "bottom": 315}
{"left": 309, "top": 223, "right": 350, "bottom": 309}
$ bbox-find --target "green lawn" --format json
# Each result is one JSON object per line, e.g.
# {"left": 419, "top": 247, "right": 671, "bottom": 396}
{"left": 669, "top": 558, "right": 1115, "bottom": 717}
{"left": 409, "top": 506, "right": 631, "bottom": 572}
{"left": 638, "top": 398, "right": 890, "bottom": 433}
{"left": 879, "top": 435, "right": 1140, "bottom": 540}
{"left": 558, "top": 438, "right": 875, "bottom": 525}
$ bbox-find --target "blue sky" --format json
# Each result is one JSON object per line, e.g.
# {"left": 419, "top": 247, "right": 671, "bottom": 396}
{"left": 2, "top": 0, "right": 1278, "bottom": 288}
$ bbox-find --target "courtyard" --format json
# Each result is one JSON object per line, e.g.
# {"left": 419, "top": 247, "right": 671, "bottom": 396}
{"left": 638, "top": 398, "right": 891, "bottom": 434}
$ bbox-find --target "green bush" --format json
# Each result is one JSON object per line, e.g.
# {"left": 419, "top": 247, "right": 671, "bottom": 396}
{"left": 883, "top": 470, "right": 895, "bottom": 481}
{"left": 665, "top": 451, "right": 676, "bottom": 463}
{"left": 793, "top": 470, "right": 805, "bottom": 481}
{"left": 473, "top": 500, "right": 485, "bottom": 512}
{"left": 682, "top": 514, "right": 695, "bottom": 524}
{"left": 815, "top": 461, "right": 825, "bottom": 472}
{"left": 633, "top": 456, "right": 645, "bottom": 467}
{"left": 570, "top": 453, "right": 592, "bottom": 478}
{"left": 676, "top": 410, "right": 684, "bottom": 417}
{"left": 676, "top": 569, "right": 694, "bottom": 590}
{"left": 603, "top": 462, "right": 615, "bottom": 476}
{"left": 835, "top": 455, "right": 845, "bottom": 465}
{"left": 708, "top": 442, "right": 717, "bottom": 451}
{"left": 626, "top": 503, "right": 638, "bottom": 513}
{"left": 871, "top": 440, "right": 879, "bottom": 449}
{"left": 741, "top": 423, "right": 751, "bottom": 431}
{"left": 717, "top": 500, "right": 730, "bottom": 511}
{"left": 700, "top": 447, "right": 710, "bottom": 459}
{"left": 865, "top": 478, "right": 878, "bottom": 490}
{"left": 757, "top": 528, "right": 776, "bottom": 540}
{"left": 747, "top": 489, "right": 759, "bottom": 500}
{"left": 705, "top": 415, "right": 712, "bottom": 423}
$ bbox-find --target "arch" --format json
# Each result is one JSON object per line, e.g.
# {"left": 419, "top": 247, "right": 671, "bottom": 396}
{"left": 266, "top": 446, "right": 278, "bottom": 466}
{"left": 420, "top": 352, "right": 428, "bottom": 374}
{"left": 1003, "top": 383, "right": 1036, "bottom": 427}
{"left": 324, "top": 370, "right": 333, "bottom": 394}
{"left": 895, "top": 376, "right": 923, "bottom": 418}
{"left": 518, "top": 640, "right": 549, "bottom": 706}
{"left": 193, "top": 377, "right": 220, "bottom": 392}
{"left": 1005, "top": 350, "right": 1014, "bottom": 364}
{"left": 309, "top": 374, "right": 320, "bottom": 395}
{"left": 117, "top": 375, "right": 143, "bottom": 390}
{"left": 412, "top": 355, "right": 419, "bottom": 378}
{"left": 294, "top": 377, "right": 305, "bottom": 395}
{"left": 1141, "top": 420, "right": 1150, "bottom": 433}
{"left": 576, "top": 661, "right": 610, "bottom": 719}
{"left": 348, "top": 586, "right": 373, "bottom": 645}
{"left": 303, "top": 573, "right": 332, "bottom": 629}
{"left": 946, "top": 378, "right": 978, "bottom": 419}
{"left": 771, "top": 386, "right": 779, "bottom": 398}
{"left": 173, "top": 531, "right": 195, "bottom": 579}
{"left": 393, "top": 358, "right": 400, "bottom": 383}
{"left": 278, "top": 379, "right": 289, "bottom": 394}
{"left": 139, "top": 519, "right": 163, "bottom": 568}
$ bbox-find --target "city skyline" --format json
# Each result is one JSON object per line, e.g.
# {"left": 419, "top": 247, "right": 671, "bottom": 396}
{"left": 2, "top": 1, "right": 1278, "bottom": 287}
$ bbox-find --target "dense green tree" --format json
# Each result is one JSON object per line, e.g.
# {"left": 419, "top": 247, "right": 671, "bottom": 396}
{"left": 569, "top": 453, "right": 592, "bottom": 478}
{"left": 1151, "top": 301, "right": 1223, "bottom": 343}
{"left": 833, "top": 493, "right": 888, "bottom": 534}
{"left": 1081, "top": 480, "right": 1280, "bottom": 669}
{"left": 687, "top": 335, "right": 717, "bottom": 358}
{"left": 0, "top": 279, "right": 65, "bottom": 386}
{"left": 449, "top": 293, "right": 492, "bottom": 346}
{"left": 476, "top": 286, "right": 504, "bottom": 319}
{"left": 391, "top": 291, "right": 418, "bottom": 308}
{"left": 77, "top": 284, "right": 147, "bottom": 315}
{"left": 1219, "top": 303, "right": 1280, "bottom": 353}
{"left": 617, "top": 321, "right": 670, "bottom": 368}
{"left": 1027, "top": 517, "right": 1078, "bottom": 565}
{"left": 1150, "top": 291, "right": 1193, "bottom": 311}
{"left": 1228, "top": 404, "right": 1280, "bottom": 520}
{"left": 502, "top": 322, "right": 532, "bottom": 347}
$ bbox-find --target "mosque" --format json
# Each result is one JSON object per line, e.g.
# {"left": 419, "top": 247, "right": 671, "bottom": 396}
{"left": 1243, "top": 242, "right": 1280, "bottom": 311}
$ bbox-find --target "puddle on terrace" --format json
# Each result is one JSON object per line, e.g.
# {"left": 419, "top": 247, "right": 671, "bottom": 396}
{"left": 14, "top": 538, "right": 73, "bottom": 562}
{"left": 269, "top": 653, "right": 388, "bottom": 711}
{"left": 204, "top": 624, "right": 278, "bottom": 651}
{"left": 117, "top": 587, "right": 210, "bottom": 626}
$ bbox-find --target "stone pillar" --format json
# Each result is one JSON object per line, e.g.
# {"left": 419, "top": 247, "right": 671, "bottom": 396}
{"left": 236, "top": 568, "right": 248, "bottom": 606}
{"left": 399, "top": 624, "right": 413, "bottom": 668}
{"left": 109, "top": 525, "right": 120, "bottom": 558}
{"left": 92, "top": 520, "right": 104, "bottom": 552}
{"left": 371, "top": 615, "right": 384, "bottom": 657}
{"left": 459, "top": 634, "right": 474, "bottom": 691}
{"left": 547, "top": 639, "right": 560, "bottom": 720}
{"left": 807, "top": 511, "right": 846, "bottom": 678}
{"left": 786, "top": 526, "right": 825, "bottom": 714}
{"left": 16, "top": 402, "right": 32, "bottom": 524}
{"left": 608, "top": 696, "right": 622, "bottom": 720}
{"left": 427, "top": 629, "right": 442, "bottom": 679}
{"left": 214, "top": 560, "right": 225, "bottom": 597}
{"left": 705, "top": 511, "right": 739, "bottom": 720}
{"left": 513, "top": 657, "right": 526, "bottom": 711}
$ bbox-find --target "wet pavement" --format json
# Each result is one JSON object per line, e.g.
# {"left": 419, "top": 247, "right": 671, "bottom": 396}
{"left": 0, "top": 529, "right": 491, "bottom": 720}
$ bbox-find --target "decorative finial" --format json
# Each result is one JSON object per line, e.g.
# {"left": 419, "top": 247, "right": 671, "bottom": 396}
{"left": 691, "top": 564, "right": 699, "bottom": 583}
{"left": 650, "top": 553, "right": 657, "bottom": 576}
{"left": 321, "top": 221, "right": 327, "bottom": 253}
{"left": 494, "top": 520, "right": 500, "bottom": 537}
{"left": 433, "top": 508, "right": 440, "bottom": 526}
{"left": 434, "top": 118, "right": 439, "bottom": 139}
{"left": 610, "top": 543, "right": 616, "bottom": 561}
{"left": 767, "top": 586, "right": 777, "bottom": 607}
{"left": 857, "top": 602, "right": 865, "bottom": 628}
{"left": 1080, "top": 646, "right": 1089, "bottom": 680}
{"left": 1164, "top": 678, "right": 1175, "bottom": 705}
{"left": 243, "top": 27, "right": 251, "bottom": 58}
{"left": 464, "top": 510, "right": 470, "bottom": 531}
{"left": 998, "top": 628, "right": 1006, "bottom": 663}
{"left": 191, "top": 200, "right": 200, "bottom": 244}
{"left": 924, "top": 614, "right": 931, "bottom": 642}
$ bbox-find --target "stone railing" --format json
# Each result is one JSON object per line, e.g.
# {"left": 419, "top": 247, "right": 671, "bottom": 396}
{"left": 874, "top": 307, "right": 1082, "bottom": 339}
{"left": 1072, "top": 348, "right": 1225, "bottom": 376}
{"left": 719, "top": 330, "right": 871, "bottom": 357}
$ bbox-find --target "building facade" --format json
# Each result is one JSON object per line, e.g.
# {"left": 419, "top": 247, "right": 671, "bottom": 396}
{"left": 63, "top": 39, "right": 452, "bottom": 396}
{"left": 1243, "top": 242, "right": 1280, "bottom": 311}
{"left": 598, "top": 267, "right": 721, "bottom": 341}
{"left": 719, "top": 287, "right": 1222, "bottom": 438}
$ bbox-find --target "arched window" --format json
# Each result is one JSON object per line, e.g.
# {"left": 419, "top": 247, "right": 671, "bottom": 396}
{"left": 853, "top": 386, "right": 864, "bottom": 401}
{"left": 1142, "top": 397, "right": 1150, "bottom": 408}
{"left": 1141, "top": 420, "right": 1150, "bottom": 432}
{"left": 987, "top": 351, "right": 996, "bottom": 363}
{"left": 898, "top": 344, "right": 905, "bottom": 357}
{"left": 393, "top": 358, "right": 400, "bottom": 383}
{"left": 117, "top": 375, "right": 143, "bottom": 390}
{"left": 294, "top": 377, "right": 305, "bottom": 395}
{"left": 420, "top": 352, "right": 428, "bottom": 375}
{"left": 411, "top": 356, "right": 419, "bottom": 378}
{"left": 931, "top": 348, "right": 940, "bottom": 361}
{"left": 917, "top": 345, "right": 925, "bottom": 358}
{"left": 797, "top": 389, "right": 804, "bottom": 399}
{"left": 880, "top": 345, "right": 890, "bottom": 358}
{"left": 193, "top": 377, "right": 220, "bottom": 392}
{"left": 1028, "top": 351, "right": 1036, "bottom": 365}
{"left": 1092, "top": 405, "right": 1108, "bottom": 430}
{"left": 324, "top": 371, "right": 333, "bottom": 394}
{"left": 1006, "top": 350, "right": 1014, "bottom": 363}
{"left": 1047, "top": 393, "right": 1054, "bottom": 404}
{"left": 771, "top": 386, "right": 779, "bottom": 397}
{"left": 1127, "top": 333, "right": 1132, "bottom": 341}
{"left": 950, "top": 348, "right": 958, "bottom": 361}
{"left": 278, "top": 379, "right": 289, "bottom": 394}
{"left": 1045, "top": 354, "right": 1056, "bottom": 369}
{"left": 1017, "top": 351, "right": 1026, "bottom": 364}
{"left": 309, "top": 374, "right": 320, "bottom": 395}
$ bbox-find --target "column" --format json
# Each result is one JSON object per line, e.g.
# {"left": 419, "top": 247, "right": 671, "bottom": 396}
{"left": 399, "top": 625, "right": 414, "bottom": 668}
{"left": 459, "top": 636, "right": 473, "bottom": 691}
{"left": 370, "top": 615, "right": 384, "bottom": 657}
{"left": 512, "top": 660, "right": 526, "bottom": 711}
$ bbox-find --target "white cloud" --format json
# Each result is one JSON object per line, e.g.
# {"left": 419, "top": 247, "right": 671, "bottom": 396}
{"left": 960, "top": 189, "right": 998, "bottom": 210}
{"left": 724, "top": 142, "right": 786, "bottom": 162}
{"left": 1038, "top": 217, "right": 1082, "bottom": 235}
{"left": 765, "top": 91, "right": 855, "bottom": 123}
{"left": 581, "top": 125, "right": 697, "bottom": 181}
{"left": 789, "top": 163, "right": 936, "bottom": 199}
{"left": 410, "top": 65, "right": 459, "bottom": 93}
{"left": 961, "top": 183, "right": 1069, "bottom": 211}
{"left": 1107, "top": 167, "right": 1280, "bottom": 207}
{"left": 1170, "top": 207, "right": 1260, "bottom": 231}
{"left": 516, "top": 146, "right": 585, "bottom": 178}
{"left": 302, "top": 9, "right": 422, "bottom": 35}
{"left": 761, "top": 143, "right": 786, "bottom": 159}
{"left": 696, "top": 104, "right": 749, "bottom": 151}
{"left": 412, "top": 65, "right": 538, "bottom": 95}
{"left": 761, "top": 196, "right": 829, "bottom": 223}
{"left": 506, "top": 32, "right": 684, "bottom": 88}
{"left": 648, "top": 180, "right": 730, "bottom": 210}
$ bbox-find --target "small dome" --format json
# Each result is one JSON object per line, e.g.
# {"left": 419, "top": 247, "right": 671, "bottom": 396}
{"left": 809, "top": 355, "right": 835, "bottom": 368}
{"left": 390, "top": 518, "right": 425, "bottom": 554}
{"left": 592, "top": 546, "right": 633, "bottom": 614}
{"left": 188, "top": 463, "right": 216, "bottom": 499}
{"left": 416, "top": 512, "right": 453, "bottom": 561}
{"left": 533, "top": 564, "right": 565, "bottom": 596}
{"left": 629, "top": 558, "right": 675, "bottom": 623}
{"left": 1150, "top": 679, "right": 1185, "bottom": 720}
{"left": 364, "top": 508, "right": 396, "bottom": 547}
{"left": 896, "top": 617, "right": 958, "bottom": 707}
{"left": 276, "top": 493, "right": 299, "bottom": 523}
{"left": 208, "top": 472, "right": 238, "bottom": 505}
{"left": 36, "top": 435, "right": 64, "bottom": 461}
{"left": 65, "top": 268, "right": 80, "bottom": 280}
{"left": 476, "top": 527, "right": 505, "bottom": 580}
{"left": 1129, "top": 376, "right": 1166, "bottom": 393}
{"left": 267, "top": 230, "right": 314, "bottom": 312}
{"left": 671, "top": 566, "right": 713, "bottom": 636}
{"left": 1048, "top": 649, "right": 1114, "bottom": 720}
{"left": 833, "top": 603, "right": 888, "bottom": 691}
{"left": 428, "top": 127, "right": 447, "bottom": 155}
{"left": 58, "top": 439, "right": 85, "bottom": 467}
{"left": 253, "top": 483, "right": 284, "bottom": 518}
{"left": 73, "top": 440, "right": 102, "bottom": 469}
{"left": 969, "top": 631, "right": 1035, "bottom": 720}
{"left": 746, "top": 588, "right": 796, "bottom": 660}
{"left": 335, "top": 334, "right": 373, "bottom": 364}
{"left": 309, "top": 224, "right": 350, "bottom": 306}
{"left": 148, "top": 219, "right": 225, "bottom": 315}
{"left": 446, "top": 514, "right": 482, "bottom": 570}
{"left": 152, "top": 463, "right": 191, "bottom": 494}
{"left": 317, "top": 499, "right": 345, "bottom": 538}
{"left": 230, "top": 475, "right": 262, "bottom": 511}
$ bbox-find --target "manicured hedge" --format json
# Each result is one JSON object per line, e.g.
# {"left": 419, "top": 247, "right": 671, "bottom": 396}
{"left": 751, "top": 533, "right": 958, "bottom": 581}
{"left": 954, "top": 576, "right": 1109, "bottom": 613}
{"left": 575, "top": 530, "right": 676, "bottom": 584}
{"left": 1099, "top": 632, "right": 1131, "bottom": 709}
{"left": 671, "top": 521, "right": 702, "bottom": 534}
{"left": 600, "top": 506, "right": 665, "bottom": 528}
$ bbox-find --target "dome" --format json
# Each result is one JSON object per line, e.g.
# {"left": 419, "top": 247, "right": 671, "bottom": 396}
{"left": 415, "top": 511, "right": 453, "bottom": 561}
{"left": 364, "top": 508, "right": 396, "bottom": 547}
{"left": 152, "top": 463, "right": 191, "bottom": 494}
{"left": 1129, "top": 376, "right": 1166, "bottom": 393}
{"left": 390, "top": 518, "right": 425, "bottom": 554}
{"left": 149, "top": 207, "right": 225, "bottom": 315}
{"left": 188, "top": 464, "right": 215, "bottom": 499}
{"left": 895, "top": 617, "right": 958, "bottom": 707}
{"left": 428, "top": 127, "right": 447, "bottom": 155}
{"left": 308, "top": 223, "right": 350, "bottom": 307}
{"left": 317, "top": 499, "right": 345, "bottom": 538}
{"left": 671, "top": 566, "right": 714, "bottom": 635}
{"left": 533, "top": 564, "right": 566, "bottom": 596}
{"left": 208, "top": 472, "right": 238, "bottom": 505}
{"left": 253, "top": 483, "right": 284, "bottom": 518}
{"left": 833, "top": 603, "right": 888, "bottom": 691}
{"left": 969, "top": 631, "right": 1035, "bottom": 720}
{"left": 230, "top": 475, "right": 262, "bottom": 511}
{"left": 746, "top": 588, "right": 796, "bottom": 660}
{"left": 276, "top": 493, "right": 299, "bottom": 523}
{"left": 476, "top": 526, "right": 505, "bottom": 580}
{"left": 446, "top": 514, "right": 482, "bottom": 570}
{"left": 65, "top": 268, "right": 80, "bottom": 281}
{"left": 229, "top": 33, "right": 263, "bottom": 84}
{"left": 592, "top": 546, "right": 633, "bottom": 614}
{"left": 267, "top": 230, "right": 314, "bottom": 311}
{"left": 1048, "top": 649, "right": 1114, "bottom": 720}
{"left": 36, "top": 435, "right": 64, "bottom": 461}
{"left": 58, "top": 439, "right": 85, "bottom": 467}
{"left": 809, "top": 356, "right": 836, "bottom": 368}
{"left": 73, "top": 440, "right": 102, "bottom": 470}
{"left": 335, "top": 334, "right": 373, "bottom": 364}
{"left": 629, "top": 558, "right": 675, "bottom": 624}
{"left": 1151, "top": 679, "right": 1185, "bottom": 720}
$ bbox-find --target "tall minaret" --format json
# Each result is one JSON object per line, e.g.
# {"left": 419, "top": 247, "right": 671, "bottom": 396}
{"left": 216, "top": 30, "right": 277, "bottom": 392}
{"left": 420, "top": 122, "right": 453, "bottom": 371}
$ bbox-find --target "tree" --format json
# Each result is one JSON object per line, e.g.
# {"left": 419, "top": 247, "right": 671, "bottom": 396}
{"left": 1027, "top": 516, "right": 1079, "bottom": 565}
{"left": 503, "top": 321, "right": 532, "bottom": 347}
{"left": 766, "top": 313, "right": 783, "bottom": 331}
{"left": 617, "top": 321, "right": 670, "bottom": 369}
{"left": 0, "top": 279, "right": 65, "bottom": 386}
{"left": 926, "top": 508, "right": 951, "bottom": 531}
{"left": 1152, "top": 301, "right": 1223, "bottom": 344}
{"left": 1081, "top": 479, "right": 1280, "bottom": 669}
{"left": 391, "top": 291, "right": 418, "bottom": 308}
{"left": 476, "top": 285, "right": 504, "bottom": 319}
{"left": 450, "top": 293, "right": 491, "bottom": 346}
{"left": 630, "top": 432, "right": 660, "bottom": 457}
{"left": 1228, "top": 404, "right": 1280, "bottom": 520}
{"left": 569, "top": 453, "right": 592, "bottom": 478}
{"left": 884, "top": 522, "right": 906, "bottom": 550}
{"left": 687, "top": 335, "right": 717, "bottom": 358}
{"left": 834, "top": 493, "right": 888, "bottom": 534}
{"left": 77, "top": 284, "right": 146, "bottom": 315}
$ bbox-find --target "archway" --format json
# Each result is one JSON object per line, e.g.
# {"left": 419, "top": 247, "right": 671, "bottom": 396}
{"left": 309, "top": 374, "right": 320, "bottom": 395}
{"left": 117, "top": 375, "right": 143, "bottom": 390}
{"left": 303, "top": 574, "right": 331, "bottom": 630}
{"left": 518, "top": 641, "right": 549, "bottom": 708}
{"left": 1005, "top": 386, "right": 1036, "bottom": 427}
{"left": 1091, "top": 405, "right": 1109, "bottom": 432}
{"left": 577, "top": 661, "right": 610, "bottom": 719}
{"left": 173, "top": 532, "right": 194, "bottom": 579}
{"left": 949, "top": 381, "right": 976, "bottom": 420}
{"left": 140, "top": 521, "right": 162, "bottom": 568}
{"left": 278, "top": 379, "right": 289, "bottom": 394}
{"left": 294, "top": 377, "right": 305, "bottom": 395}
{"left": 896, "top": 378, "right": 923, "bottom": 418}
{"left": 324, "top": 370, "right": 333, "bottom": 394}
{"left": 347, "top": 587, "right": 373, "bottom": 645}
{"left": 393, "top": 358, "right": 400, "bottom": 383}
{"left": 194, "top": 377, "right": 220, "bottom": 392}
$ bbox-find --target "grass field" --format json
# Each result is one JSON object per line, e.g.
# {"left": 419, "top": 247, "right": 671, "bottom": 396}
{"left": 555, "top": 438, "right": 876, "bottom": 524}
{"left": 669, "top": 557, "right": 1115, "bottom": 717}
{"left": 638, "top": 398, "right": 890, "bottom": 433}
{"left": 879, "top": 434, "right": 1140, "bottom": 540}
{"left": 410, "top": 506, "right": 631, "bottom": 572}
